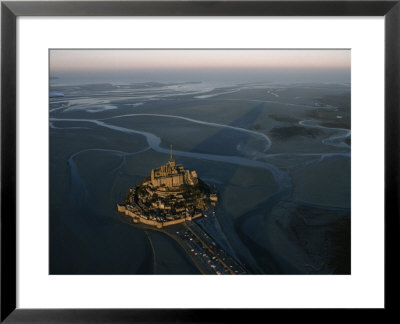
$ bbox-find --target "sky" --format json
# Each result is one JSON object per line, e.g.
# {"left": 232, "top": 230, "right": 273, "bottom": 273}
{"left": 50, "top": 49, "right": 351, "bottom": 84}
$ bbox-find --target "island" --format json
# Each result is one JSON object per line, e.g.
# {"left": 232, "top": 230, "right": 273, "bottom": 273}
{"left": 117, "top": 146, "right": 218, "bottom": 228}
{"left": 117, "top": 147, "right": 248, "bottom": 274}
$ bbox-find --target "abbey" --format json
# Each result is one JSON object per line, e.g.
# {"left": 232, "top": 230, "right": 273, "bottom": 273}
{"left": 150, "top": 148, "right": 198, "bottom": 187}
{"left": 117, "top": 145, "right": 218, "bottom": 228}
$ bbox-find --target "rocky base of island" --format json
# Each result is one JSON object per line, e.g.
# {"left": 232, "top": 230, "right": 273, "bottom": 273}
{"left": 117, "top": 178, "right": 218, "bottom": 229}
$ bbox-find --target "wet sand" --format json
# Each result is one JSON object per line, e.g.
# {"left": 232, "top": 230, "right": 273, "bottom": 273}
{"left": 50, "top": 82, "right": 351, "bottom": 274}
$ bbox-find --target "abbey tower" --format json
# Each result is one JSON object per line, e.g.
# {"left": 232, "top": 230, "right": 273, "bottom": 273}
{"left": 150, "top": 145, "right": 198, "bottom": 188}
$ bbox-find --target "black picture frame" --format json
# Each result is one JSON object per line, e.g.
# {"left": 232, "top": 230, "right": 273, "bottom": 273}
{"left": 1, "top": 0, "right": 399, "bottom": 322}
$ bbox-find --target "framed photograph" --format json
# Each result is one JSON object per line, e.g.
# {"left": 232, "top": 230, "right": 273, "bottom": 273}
{"left": 1, "top": 0, "right": 398, "bottom": 321}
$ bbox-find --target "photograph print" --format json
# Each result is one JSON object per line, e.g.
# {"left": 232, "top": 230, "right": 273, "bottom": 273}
{"left": 49, "top": 49, "right": 351, "bottom": 275}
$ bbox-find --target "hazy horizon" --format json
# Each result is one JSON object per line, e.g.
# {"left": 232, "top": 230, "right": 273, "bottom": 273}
{"left": 50, "top": 49, "right": 351, "bottom": 85}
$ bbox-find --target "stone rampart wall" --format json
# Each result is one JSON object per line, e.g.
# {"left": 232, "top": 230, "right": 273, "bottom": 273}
{"left": 117, "top": 204, "right": 190, "bottom": 228}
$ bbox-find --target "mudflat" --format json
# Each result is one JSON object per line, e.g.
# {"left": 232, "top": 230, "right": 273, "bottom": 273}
{"left": 50, "top": 81, "right": 350, "bottom": 274}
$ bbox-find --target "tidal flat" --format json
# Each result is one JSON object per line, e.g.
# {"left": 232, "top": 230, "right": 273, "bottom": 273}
{"left": 50, "top": 81, "right": 350, "bottom": 274}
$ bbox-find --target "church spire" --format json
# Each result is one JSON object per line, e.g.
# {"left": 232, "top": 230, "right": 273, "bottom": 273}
{"left": 169, "top": 144, "right": 174, "bottom": 162}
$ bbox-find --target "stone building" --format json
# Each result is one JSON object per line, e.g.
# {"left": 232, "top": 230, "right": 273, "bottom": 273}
{"left": 150, "top": 146, "right": 198, "bottom": 188}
